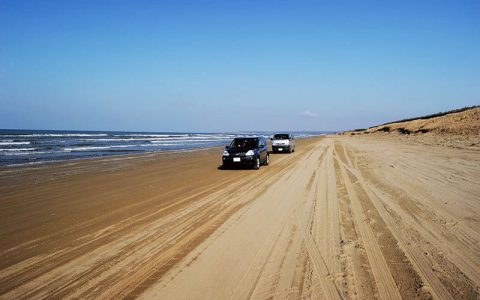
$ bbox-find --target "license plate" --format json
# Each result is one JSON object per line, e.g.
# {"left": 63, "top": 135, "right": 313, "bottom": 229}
{"left": 278, "top": 148, "right": 283, "bottom": 151}
{"left": 233, "top": 157, "right": 241, "bottom": 162}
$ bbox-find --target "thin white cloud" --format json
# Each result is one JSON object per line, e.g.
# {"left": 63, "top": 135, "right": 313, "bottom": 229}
{"left": 301, "top": 110, "right": 318, "bottom": 118}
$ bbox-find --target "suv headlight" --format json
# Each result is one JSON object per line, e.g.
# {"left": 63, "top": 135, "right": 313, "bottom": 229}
{"left": 223, "top": 150, "right": 229, "bottom": 156}
{"left": 245, "top": 150, "right": 255, "bottom": 156}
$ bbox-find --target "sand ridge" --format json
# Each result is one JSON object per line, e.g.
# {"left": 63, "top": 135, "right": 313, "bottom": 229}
{"left": 0, "top": 136, "right": 479, "bottom": 299}
{"left": 342, "top": 106, "right": 480, "bottom": 149}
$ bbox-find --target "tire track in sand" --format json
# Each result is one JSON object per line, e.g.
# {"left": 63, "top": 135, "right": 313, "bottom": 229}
{"left": 336, "top": 152, "right": 403, "bottom": 300}
{"left": 339, "top": 157, "right": 454, "bottom": 300}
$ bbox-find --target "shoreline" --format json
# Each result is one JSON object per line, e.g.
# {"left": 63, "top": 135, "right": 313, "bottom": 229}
{"left": 0, "top": 146, "right": 218, "bottom": 171}
{"left": 0, "top": 134, "right": 327, "bottom": 170}
{"left": 0, "top": 129, "right": 331, "bottom": 169}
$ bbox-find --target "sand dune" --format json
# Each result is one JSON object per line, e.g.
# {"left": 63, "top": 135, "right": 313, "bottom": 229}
{"left": 368, "top": 106, "right": 479, "bottom": 135}
{"left": 1, "top": 136, "right": 479, "bottom": 299}
{"left": 343, "top": 106, "right": 480, "bottom": 149}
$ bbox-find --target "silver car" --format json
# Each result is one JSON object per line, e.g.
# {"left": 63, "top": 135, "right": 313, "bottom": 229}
{"left": 271, "top": 134, "right": 295, "bottom": 153}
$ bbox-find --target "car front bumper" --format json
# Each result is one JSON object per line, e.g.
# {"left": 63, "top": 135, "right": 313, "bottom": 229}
{"left": 222, "top": 155, "right": 256, "bottom": 166}
{"left": 272, "top": 145, "right": 291, "bottom": 152}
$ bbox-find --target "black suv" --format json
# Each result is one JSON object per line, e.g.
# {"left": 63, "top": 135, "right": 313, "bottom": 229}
{"left": 222, "top": 137, "right": 269, "bottom": 170}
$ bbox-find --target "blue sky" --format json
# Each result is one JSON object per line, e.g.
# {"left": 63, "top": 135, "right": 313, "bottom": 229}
{"left": 1, "top": 0, "right": 479, "bottom": 132}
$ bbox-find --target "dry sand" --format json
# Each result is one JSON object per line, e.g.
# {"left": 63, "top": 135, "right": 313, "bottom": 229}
{"left": 1, "top": 136, "right": 479, "bottom": 299}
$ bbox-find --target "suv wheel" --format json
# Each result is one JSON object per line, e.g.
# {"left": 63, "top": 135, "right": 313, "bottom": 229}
{"left": 254, "top": 158, "right": 260, "bottom": 170}
{"left": 265, "top": 154, "right": 270, "bottom": 166}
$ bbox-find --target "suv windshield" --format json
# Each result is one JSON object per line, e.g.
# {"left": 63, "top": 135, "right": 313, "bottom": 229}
{"left": 273, "top": 134, "right": 290, "bottom": 140}
{"left": 230, "top": 138, "right": 258, "bottom": 149}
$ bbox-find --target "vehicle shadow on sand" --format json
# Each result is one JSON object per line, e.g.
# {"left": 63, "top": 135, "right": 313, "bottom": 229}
{"left": 217, "top": 165, "right": 259, "bottom": 170}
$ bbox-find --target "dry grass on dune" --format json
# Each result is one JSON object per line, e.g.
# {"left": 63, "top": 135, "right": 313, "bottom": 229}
{"left": 342, "top": 106, "right": 480, "bottom": 148}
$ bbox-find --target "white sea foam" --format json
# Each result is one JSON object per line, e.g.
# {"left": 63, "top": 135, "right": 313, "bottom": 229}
{"left": 142, "top": 143, "right": 180, "bottom": 147}
{"left": 4, "top": 151, "right": 50, "bottom": 156}
{"left": 0, "top": 133, "right": 108, "bottom": 137}
{"left": 150, "top": 139, "right": 225, "bottom": 144}
{"left": 147, "top": 136, "right": 232, "bottom": 141}
{"left": 79, "top": 136, "right": 232, "bottom": 143}
{"left": 64, "top": 146, "right": 114, "bottom": 151}
{"left": 0, "top": 141, "right": 31, "bottom": 145}
{"left": 5, "top": 161, "right": 47, "bottom": 167}
{"left": 80, "top": 138, "right": 143, "bottom": 142}
{"left": 0, "top": 148, "right": 36, "bottom": 152}
{"left": 114, "top": 134, "right": 189, "bottom": 138}
{"left": 63, "top": 145, "right": 136, "bottom": 151}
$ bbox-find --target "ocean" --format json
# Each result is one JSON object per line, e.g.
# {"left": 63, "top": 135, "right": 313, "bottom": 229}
{"left": 0, "top": 129, "right": 329, "bottom": 167}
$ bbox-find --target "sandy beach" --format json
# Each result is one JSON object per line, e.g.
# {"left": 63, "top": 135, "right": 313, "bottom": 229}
{"left": 1, "top": 134, "right": 479, "bottom": 299}
{"left": 2, "top": 1, "right": 478, "bottom": 298}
